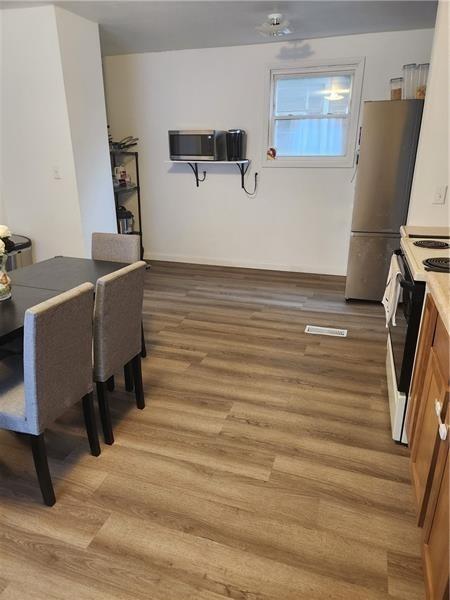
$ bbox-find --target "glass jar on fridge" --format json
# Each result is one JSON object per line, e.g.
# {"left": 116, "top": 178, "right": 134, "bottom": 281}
{"left": 416, "top": 63, "right": 429, "bottom": 99}
{"left": 402, "top": 63, "right": 417, "bottom": 99}
{"left": 390, "top": 77, "right": 403, "bottom": 100}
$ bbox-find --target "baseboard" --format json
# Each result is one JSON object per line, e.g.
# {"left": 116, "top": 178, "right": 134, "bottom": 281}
{"left": 144, "top": 252, "right": 345, "bottom": 276}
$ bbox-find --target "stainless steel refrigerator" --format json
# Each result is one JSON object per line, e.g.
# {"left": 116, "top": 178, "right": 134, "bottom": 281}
{"left": 345, "top": 100, "right": 423, "bottom": 301}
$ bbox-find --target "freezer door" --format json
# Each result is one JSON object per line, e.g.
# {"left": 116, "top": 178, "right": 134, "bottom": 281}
{"left": 351, "top": 100, "right": 423, "bottom": 233}
{"left": 345, "top": 233, "right": 400, "bottom": 301}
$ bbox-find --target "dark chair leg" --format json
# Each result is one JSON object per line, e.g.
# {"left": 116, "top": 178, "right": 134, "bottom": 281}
{"left": 82, "top": 392, "right": 101, "bottom": 457}
{"left": 106, "top": 376, "right": 115, "bottom": 392}
{"left": 131, "top": 353, "right": 145, "bottom": 409}
{"left": 96, "top": 382, "right": 114, "bottom": 445}
{"left": 124, "top": 361, "right": 134, "bottom": 392}
{"left": 141, "top": 321, "right": 147, "bottom": 358}
{"left": 30, "top": 433, "right": 56, "bottom": 507}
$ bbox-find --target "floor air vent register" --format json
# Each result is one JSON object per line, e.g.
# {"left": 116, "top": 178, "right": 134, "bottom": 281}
{"left": 304, "top": 325, "right": 348, "bottom": 337}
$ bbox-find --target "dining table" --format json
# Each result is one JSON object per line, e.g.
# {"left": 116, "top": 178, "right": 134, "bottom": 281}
{"left": 0, "top": 256, "right": 126, "bottom": 344}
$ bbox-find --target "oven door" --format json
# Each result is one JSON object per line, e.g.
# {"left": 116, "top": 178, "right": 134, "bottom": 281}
{"left": 388, "top": 255, "right": 409, "bottom": 391}
{"left": 388, "top": 252, "right": 425, "bottom": 393}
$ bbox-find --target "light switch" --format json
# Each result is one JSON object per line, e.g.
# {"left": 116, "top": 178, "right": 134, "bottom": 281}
{"left": 52, "top": 166, "right": 62, "bottom": 180}
{"left": 433, "top": 185, "right": 447, "bottom": 205}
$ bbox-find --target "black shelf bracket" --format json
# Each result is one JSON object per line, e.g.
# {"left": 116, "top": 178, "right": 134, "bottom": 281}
{"left": 236, "top": 162, "right": 258, "bottom": 195}
{"left": 183, "top": 161, "right": 258, "bottom": 193}
{"left": 188, "top": 162, "right": 207, "bottom": 187}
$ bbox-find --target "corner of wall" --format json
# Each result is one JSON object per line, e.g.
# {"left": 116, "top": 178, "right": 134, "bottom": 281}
{"left": 55, "top": 6, "right": 117, "bottom": 257}
{"left": 407, "top": 0, "right": 449, "bottom": 226}
{"left": 1, "top": 4, "right": 85, "bottom": 261}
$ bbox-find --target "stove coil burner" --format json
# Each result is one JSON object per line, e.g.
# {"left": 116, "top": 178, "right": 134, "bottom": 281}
{"left": 423, "top": 257, "right": 450, "bottom": 272}
{"left": 414, "top": 240, "right": 450, "bottom": 249}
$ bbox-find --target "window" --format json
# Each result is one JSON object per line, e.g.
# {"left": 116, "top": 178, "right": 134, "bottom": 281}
{"left": 265, "top": 60, "right": 364, "bottom": 167}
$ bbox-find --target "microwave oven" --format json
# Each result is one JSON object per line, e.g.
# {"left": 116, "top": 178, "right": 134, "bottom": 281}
{"left": 169, "top": 130, "right": 226, "bottom": 161}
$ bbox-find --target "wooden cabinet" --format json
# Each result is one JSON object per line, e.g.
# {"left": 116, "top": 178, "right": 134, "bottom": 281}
{"left": 410, "top": 348, "right": 448, "bottom": 522}
{"left": 422, "top": 420, "right": 449, "bottom": 600}
{"left": 407, "top": 293, "right": 449, "bottom": 599}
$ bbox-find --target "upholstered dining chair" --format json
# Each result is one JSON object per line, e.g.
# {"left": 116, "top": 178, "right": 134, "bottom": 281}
{"left": 0, "top": 283, "right": 100, "bottom": 506}
{"left": 93, "top": 261, "right": 146, "bottom": 445}
{"left": 91, "top": 232, "right": 147, "bottom": 368}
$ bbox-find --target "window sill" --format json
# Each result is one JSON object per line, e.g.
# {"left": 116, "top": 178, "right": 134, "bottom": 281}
{"left": 262, "top": 157, "right": 356, "bottom": 169}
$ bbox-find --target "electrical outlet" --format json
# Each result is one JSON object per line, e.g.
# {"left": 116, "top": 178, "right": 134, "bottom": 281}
{"left": 52, "top": 166, "right": 62, "bottom": 180}
{"left": 433, "top": 185, "right": 447, "bottom": 205}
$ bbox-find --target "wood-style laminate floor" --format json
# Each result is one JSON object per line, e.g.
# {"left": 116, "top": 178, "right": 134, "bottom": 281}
{"left": 0, "top": 262, "right": 423, "bottom": 599}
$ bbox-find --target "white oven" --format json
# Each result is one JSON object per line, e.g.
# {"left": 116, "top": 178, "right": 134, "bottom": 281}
{"left": 386, "top": 249, "right": 425, "bottom": 443}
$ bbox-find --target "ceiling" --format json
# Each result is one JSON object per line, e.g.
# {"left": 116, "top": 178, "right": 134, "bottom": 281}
{"left": 1, "top": 1, "right": 437, "bottom": 56}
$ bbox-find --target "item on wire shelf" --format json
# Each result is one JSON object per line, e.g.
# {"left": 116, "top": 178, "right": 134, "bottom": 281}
{"left": 110, "top": 134, "right": 139, "bottom": 151}
{"left": 117, "top": 206, "right": 134, "bottom": 234}
{"left": 114, "top": 165, "right": 131, "bottom": 187}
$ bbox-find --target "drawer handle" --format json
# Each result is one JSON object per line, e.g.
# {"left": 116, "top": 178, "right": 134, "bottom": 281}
{"left": 435, "top": 400, "right": 448, "bottom": 441}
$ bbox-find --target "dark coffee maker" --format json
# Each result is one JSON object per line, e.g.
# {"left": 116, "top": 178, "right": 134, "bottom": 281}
{"left": 226, "top": 129, "right": 246, "bottom": 161}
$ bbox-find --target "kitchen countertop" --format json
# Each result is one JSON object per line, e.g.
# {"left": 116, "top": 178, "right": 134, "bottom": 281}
{"left": 427, "top": 273, "right": 450, "bottom": 335}
{"left": 400, "top": 225, "right": 450, "bottom": 238}
{"left": 401, "top": 236, "right": 450, "bottom": 282}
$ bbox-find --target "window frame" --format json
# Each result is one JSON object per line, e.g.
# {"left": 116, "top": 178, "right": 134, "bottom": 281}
{"left": 263, "top": 58, "right": 365, "bottom": 168}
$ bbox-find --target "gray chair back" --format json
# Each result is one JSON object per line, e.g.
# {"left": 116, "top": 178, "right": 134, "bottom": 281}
{"left": 92, "top": 232, "right": 140, "bottom": 264}
{"left": 23, "top": 283, "right": 94, "bottom": 435}
{"left": 93, "top": 261, "right": 146, "bottom": 382}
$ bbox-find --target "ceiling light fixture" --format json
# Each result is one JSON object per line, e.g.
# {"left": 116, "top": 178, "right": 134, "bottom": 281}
{"left": 256, "top": 13, "right": 292, "bottom": 38}
{"left": 324, "top": 92, "right": 344, "bottom": 101}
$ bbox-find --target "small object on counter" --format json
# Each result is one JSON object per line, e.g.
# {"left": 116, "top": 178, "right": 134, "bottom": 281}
{"left": 0, "top": 225, "right": 14, "bottom": 253}
{"left": 402, "top": 63, "right": 418, "bottom": 99}
{"left": 0, "top": 238, "right": 11, "bottom": 301}
{"left": 267, "top": 147, "right": 277, "bottom": 160}
{"left": 415, "top": 63, "right": 429, "bottom": 99}
{"left": 390, "top": 77, "right": 403, "bottom": 100}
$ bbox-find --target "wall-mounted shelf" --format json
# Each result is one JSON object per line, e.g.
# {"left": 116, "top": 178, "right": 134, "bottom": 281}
{"left": 166, "top": 160, "right": 257, "bottom": 193}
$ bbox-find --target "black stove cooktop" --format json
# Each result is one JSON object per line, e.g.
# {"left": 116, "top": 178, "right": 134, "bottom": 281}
{"left": 423, "top": 257, "right": 450, "bottom": 272}
{"left": 414, "top": 240, "right": 450, "bottom": 249}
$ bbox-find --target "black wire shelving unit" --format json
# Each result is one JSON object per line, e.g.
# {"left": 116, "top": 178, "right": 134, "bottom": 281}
{"left": 110, "top": 150, "right": 145, "bottom": 260}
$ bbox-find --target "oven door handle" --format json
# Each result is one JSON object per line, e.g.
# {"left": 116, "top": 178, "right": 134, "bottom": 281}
{"left": 399, "top": 277, "right": 415, "bottom": 291}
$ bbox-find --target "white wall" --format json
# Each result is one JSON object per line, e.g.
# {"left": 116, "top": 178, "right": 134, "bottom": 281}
{"left": 408, "top": 1, "right": 449, "bottom": 226}
{"left": 55, "top": 7, "right": 117, "bottom": 256}
{"left": 1, "top": 5, "right": 84, "bottom": 261}
{"left": 104, "top": 28, "right": 433, "bottom": 275}
{"left": 1, "top": 5, "right": 115, "bottom": 262}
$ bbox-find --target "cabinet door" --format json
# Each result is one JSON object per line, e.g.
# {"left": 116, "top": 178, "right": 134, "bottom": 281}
{"left": 410, "top": 349, "right": 448, "bottom": 522}
{"left": 407, "top": 295, "right": 438, "bottom": 444}
{"left": 422, "top": 412, "right": 449, "bottom": 600}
